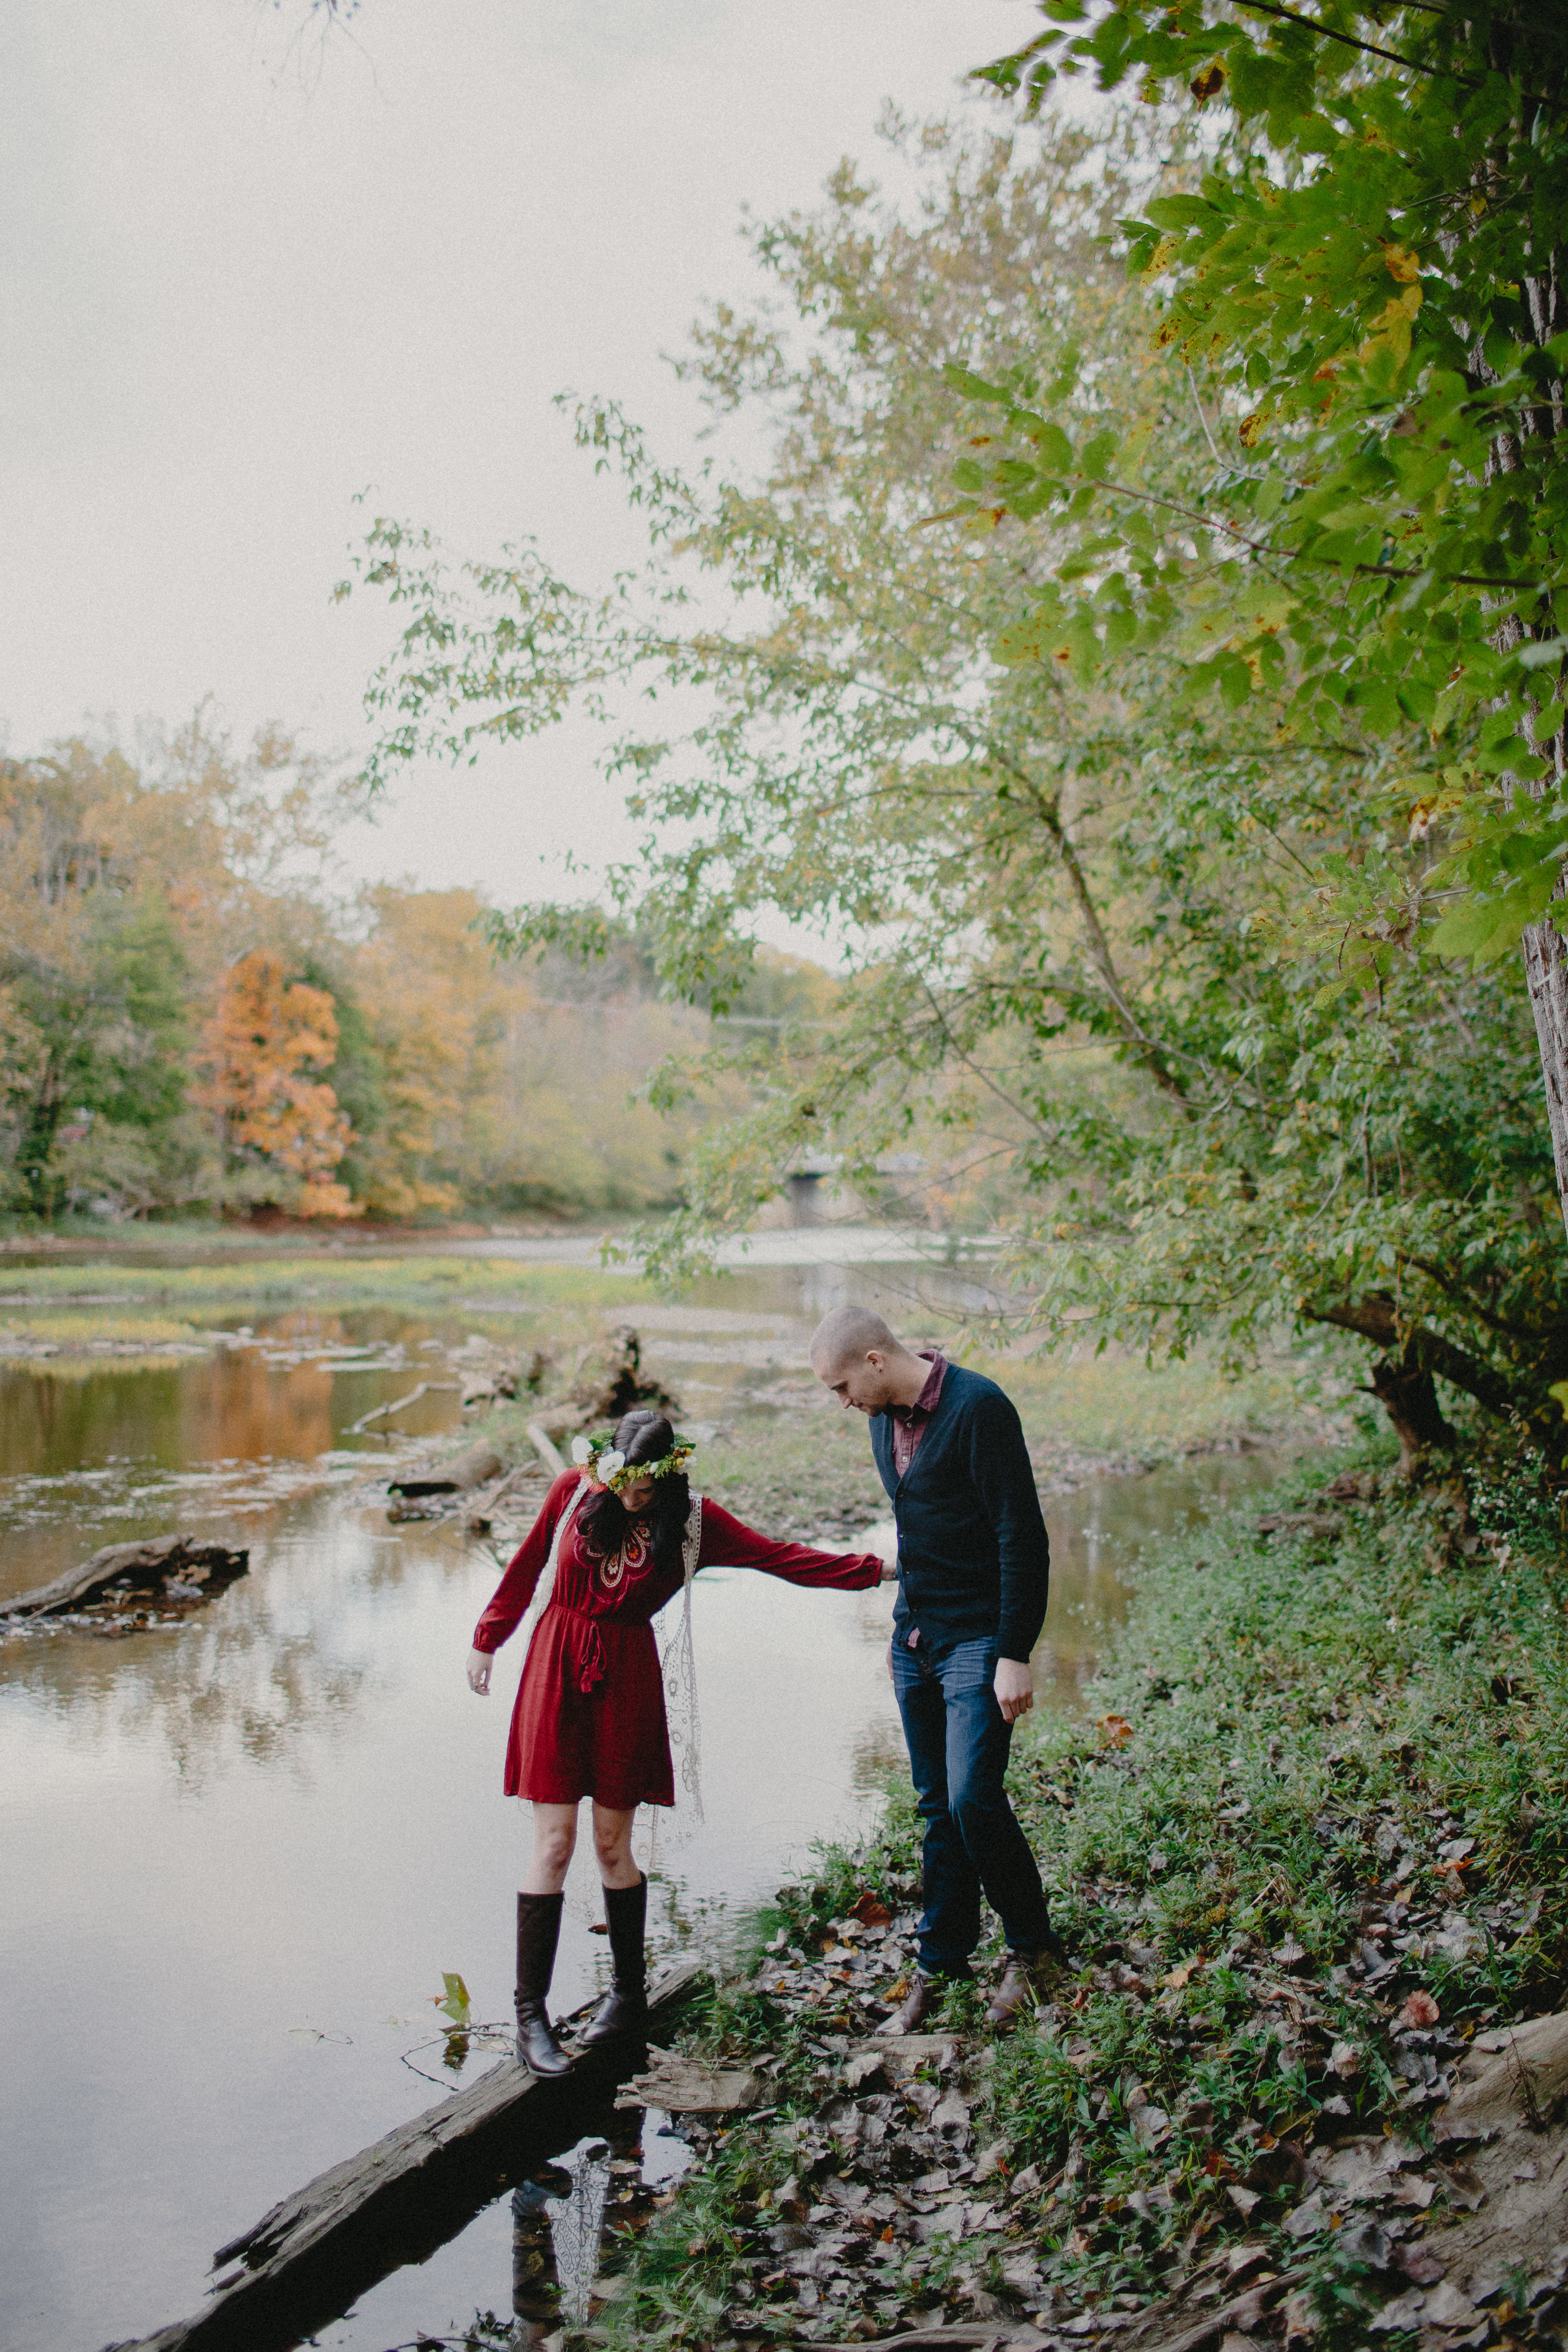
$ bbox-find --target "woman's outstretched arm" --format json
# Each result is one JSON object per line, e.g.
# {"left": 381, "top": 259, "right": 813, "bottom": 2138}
{"left": 469, "top": 1468, "right": 582, "bottom": 1678}
{"left": 695, "top": 1498, "right": 888, "bottom": 1589}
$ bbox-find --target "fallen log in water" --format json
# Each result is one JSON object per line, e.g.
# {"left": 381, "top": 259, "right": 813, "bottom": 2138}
{"left": 387, "top": 1437, "right": 503, "bottom": 1500}
{"left": 1, "top": 1537, "right": 250, "bottom": 1623}
{"left": 102, "top": 1957, "right": 706, "bottom": 2352}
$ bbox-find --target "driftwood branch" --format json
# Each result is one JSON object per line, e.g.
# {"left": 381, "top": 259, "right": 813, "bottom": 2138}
{"left": 101, "top": 1959, "right": 706, "bottom": 2352}
{"left": 810, "top": 2330, "right": 1041, "bottom": 2351}
{"left": 526, "top": 1419, "right": 566, "bottom": 1475}
{"left": 808, "top": 2265, "right": 1309, "bottom": 2352}
{"left": 346, "top": 1380, "right": 459, "bottom": 1434}
{"left": 387, "top": 1439, "right": 502, "bottom": 1499}
{"left": 1, "top": 1537, "right": 249, "bottom": 1622}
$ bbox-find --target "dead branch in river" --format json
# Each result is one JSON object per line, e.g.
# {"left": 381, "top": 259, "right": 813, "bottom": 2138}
{"left": 100, "top": 1958, "right": 706, "bottom": 2352}
{"left": 1, "top": 1537, "right": 249, "bottom": 1623}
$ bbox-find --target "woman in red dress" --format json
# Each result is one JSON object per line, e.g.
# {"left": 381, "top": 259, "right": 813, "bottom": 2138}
{"left": 467, "top": 1407, "right": 887, "bottom": 2074}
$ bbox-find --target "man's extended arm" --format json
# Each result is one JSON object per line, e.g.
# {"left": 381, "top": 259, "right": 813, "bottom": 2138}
{"left": 969, "top": 1392, "right": 1049, "bottom": 1717}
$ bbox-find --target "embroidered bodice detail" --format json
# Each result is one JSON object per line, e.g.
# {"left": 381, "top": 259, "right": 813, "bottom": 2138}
{"left": 590, "top": 1520, "right": 654, "bottom": 1594}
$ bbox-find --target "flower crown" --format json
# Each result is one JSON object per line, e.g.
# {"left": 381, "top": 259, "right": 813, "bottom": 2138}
{"left": 570, "top": 1431, "right": 694, "bottom": 1495}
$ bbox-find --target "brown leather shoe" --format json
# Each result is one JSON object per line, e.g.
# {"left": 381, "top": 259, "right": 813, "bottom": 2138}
{"left": 986, "top": 1939, "right": 1068, "bottom": 2029}
{"left": 877, "top": 1971, "right": 938, "bottom": 2035}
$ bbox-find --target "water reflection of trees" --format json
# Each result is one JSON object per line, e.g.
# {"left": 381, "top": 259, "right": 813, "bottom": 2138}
{"left": 183, "top": 1347, "right": 339, "bottom": 1466}
{"left": 4, "top": 1608, "right": 374, "bottom": 1794}
{"left": 0, "top": 1361, "right": 189, "bottom": 1481}
{"left": 0, "top": 1310, "right": 470, "bottom": 1495}
{"left": 0, "top": 1506, "right": 438, "bottom": 1791}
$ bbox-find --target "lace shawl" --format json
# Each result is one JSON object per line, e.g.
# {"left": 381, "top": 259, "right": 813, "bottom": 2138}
{"left": 659, "top": 1494, "right": 705, "bottom": 1823}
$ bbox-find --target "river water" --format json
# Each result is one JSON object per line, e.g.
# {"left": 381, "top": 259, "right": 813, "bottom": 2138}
{"left": 0, "top": 1265, "right": 1290, "bottom": 2352}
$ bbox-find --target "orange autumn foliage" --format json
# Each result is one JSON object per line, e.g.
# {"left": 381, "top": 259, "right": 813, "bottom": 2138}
{"left": 196, "top": 949, "right": 353, "bottom": 1216}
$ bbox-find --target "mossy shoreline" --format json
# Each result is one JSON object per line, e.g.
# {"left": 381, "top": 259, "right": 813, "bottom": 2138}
{"left": 523, "top": 1446, "right": 1568, "bottom": 2352}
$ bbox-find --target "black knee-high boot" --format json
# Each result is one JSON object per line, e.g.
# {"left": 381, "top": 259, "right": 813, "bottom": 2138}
{"left": 581, "top": 1875, "right": 647, "bottom": 2043}
{"left": 514, "top": 1890, "right": 571, "bottom": 2076}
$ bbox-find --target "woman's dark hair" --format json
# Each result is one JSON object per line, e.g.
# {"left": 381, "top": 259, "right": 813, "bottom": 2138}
{"left": 576, "top": 1408, "right": 691, "bottom": 1581}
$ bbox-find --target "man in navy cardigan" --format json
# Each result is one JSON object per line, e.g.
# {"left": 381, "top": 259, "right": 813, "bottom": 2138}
{"left": 810, "top": 1305, "right": 1066, "bottom": 2030}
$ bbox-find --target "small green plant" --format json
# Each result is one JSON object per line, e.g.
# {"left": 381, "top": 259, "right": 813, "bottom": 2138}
{"left": 432, "top": 1971, "right": 472, "bottom": 2071}
{"left": 432, "top": 1971, "right": 472, "bottom": 2026}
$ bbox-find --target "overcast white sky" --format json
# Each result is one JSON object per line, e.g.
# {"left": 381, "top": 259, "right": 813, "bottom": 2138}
{"left": 2, "top": 0, "right": 1032, "bottom": 923}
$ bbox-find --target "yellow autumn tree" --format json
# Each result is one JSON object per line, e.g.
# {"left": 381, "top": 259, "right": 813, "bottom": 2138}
{"left": 342, "top": 887, "right": 514, "bottom": 1219}
{"left": 196, "top": 948, "right": 353, "bottom": 1217}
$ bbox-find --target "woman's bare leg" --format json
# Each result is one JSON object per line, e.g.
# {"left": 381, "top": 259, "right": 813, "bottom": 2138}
{"left": 523, "top": 1801, "right": 579, "bottom": 1894}
{"left": 591, "top": 1803, "right": 640, "bottom": 1888}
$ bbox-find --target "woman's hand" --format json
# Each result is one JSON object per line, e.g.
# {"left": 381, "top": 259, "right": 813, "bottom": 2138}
{"left": 467, "top": 1648, "right": 492, "bottom": 1696}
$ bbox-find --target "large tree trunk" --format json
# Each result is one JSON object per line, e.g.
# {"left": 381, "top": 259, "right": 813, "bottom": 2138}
{"left": 1365, "top": 1351, "right": 1458, "bottom": 1483}
{"left": 1311, "top": 1291, "right": 1517, "bottom": 1476}
{"left": 1481, "top": 219, "right": 1568, "bottom": 1243}
{"left": 1522, "top": 907, "right": 1568, "bottom": 1246}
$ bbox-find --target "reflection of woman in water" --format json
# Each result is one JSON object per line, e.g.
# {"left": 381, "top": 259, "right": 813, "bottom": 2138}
{"left": 467, "top": 1407, "right": 886, "bottom": 2075}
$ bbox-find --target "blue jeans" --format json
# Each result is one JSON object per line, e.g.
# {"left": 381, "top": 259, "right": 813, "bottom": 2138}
{"left": 891, "top": 1633, "right": 1055, "bottom": 1978}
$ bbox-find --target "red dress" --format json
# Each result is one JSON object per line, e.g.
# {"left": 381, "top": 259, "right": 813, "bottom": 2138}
{"left": 472, "top": 1469, "right": 884, "bottom": 1808}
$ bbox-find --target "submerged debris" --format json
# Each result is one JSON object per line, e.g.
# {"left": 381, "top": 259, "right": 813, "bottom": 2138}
{"left": 1, "top": 1534, "right": 249, "bottom": 1631}
{"left": 529, "top": 1325, "right": 681, "bottom": 1442}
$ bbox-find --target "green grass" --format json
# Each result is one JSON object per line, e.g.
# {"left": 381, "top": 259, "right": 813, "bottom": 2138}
{"left": 0, "top": 1253, "right": 653, "bottom": 1317}
{"left": 997, "top": 1336, "right": 1356, "bottom": 1461}
{"left": 0, "top": 1312, "right": 206, "bottom": 1346}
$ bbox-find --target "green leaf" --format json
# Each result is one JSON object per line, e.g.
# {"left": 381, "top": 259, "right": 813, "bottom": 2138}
{"left": 1026, "top": 421, "right": 1075, "bottom": 474}
{"left": 1429, "top": 899, "right": 1525, "bottom": 968}
{"left": 994, "top": 600, "right": 1070, "bottom": 665}
{"left": 1145, "top": 195, "right": 1217, "bottom": 231}
{"left": 942, "top": 364, "right": 1009, "bottom": 406}
{"left": 434, "top": 1971, "right": 472, "bottom": 2026}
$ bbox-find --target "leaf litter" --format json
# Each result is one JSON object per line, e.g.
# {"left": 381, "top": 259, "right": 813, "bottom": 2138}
{"left": 553, "top": 1457, "right": 1568, "bottom": 2352}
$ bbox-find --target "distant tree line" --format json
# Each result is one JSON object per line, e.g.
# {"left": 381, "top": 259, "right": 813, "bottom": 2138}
{"left": 0, "top": 723, "right": 820, "bottom": 1227}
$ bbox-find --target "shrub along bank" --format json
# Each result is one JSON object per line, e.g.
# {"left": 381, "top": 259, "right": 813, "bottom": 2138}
{"left": 586, "top": 1447, "right": 1568, "bottom": 2352}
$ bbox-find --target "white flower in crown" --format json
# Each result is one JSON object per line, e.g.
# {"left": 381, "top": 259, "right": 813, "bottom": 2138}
{"left": 598, "top": 1449, "right": 626, "bottom": 1479}
{"left": 569, "top": 1435, "right": 594, "bottom": 1465}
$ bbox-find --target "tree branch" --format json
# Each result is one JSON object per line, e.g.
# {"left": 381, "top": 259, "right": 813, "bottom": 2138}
{"left": 1307, "top": 1291, "right": 1522, "bottom": 1418}
{"left": 1231, "top": 0, "right": 1448, "bottom": 81}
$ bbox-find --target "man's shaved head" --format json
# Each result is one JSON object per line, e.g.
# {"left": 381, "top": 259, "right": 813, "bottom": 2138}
{"left": 809, "top": 1305, "right": 901, "bottom": 1371}
{"left": 809, "top": 1306, "right": 930, "bottom": 1417}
